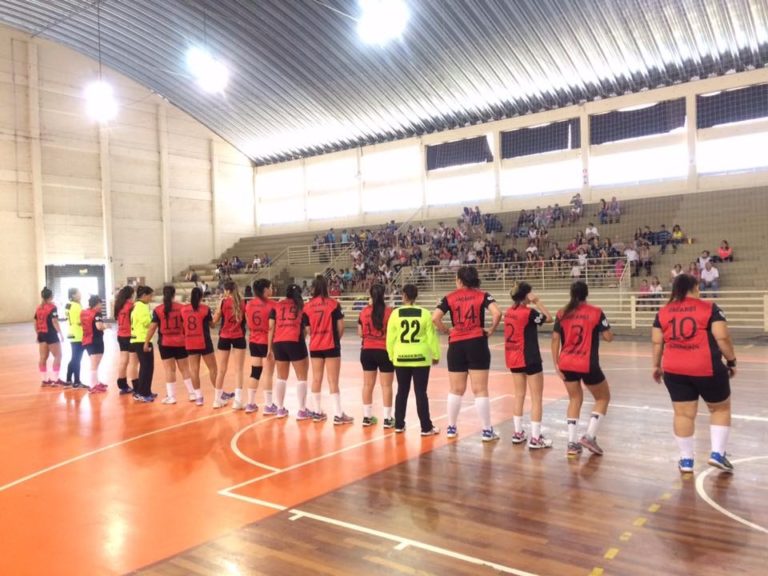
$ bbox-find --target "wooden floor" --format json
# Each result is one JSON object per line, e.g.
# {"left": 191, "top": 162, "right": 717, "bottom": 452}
{"left": 0, "top": 324, "right": 766, "bottom": 576}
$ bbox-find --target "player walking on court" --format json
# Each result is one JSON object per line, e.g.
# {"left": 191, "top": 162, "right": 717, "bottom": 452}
{"left": 433, "top": 266, "right": 502, "bottom": 442}
{"left": 35, "top": 287, "right": 64, "bottom": 387}
{"left": 358, "top": 283, "right": 394, "bottom": 427}
{"left": 504, "top": 282, "right": 553, "bottom": 449}
{"left": 652, "top": 274, "right": 737, "bottom": 473}
{"left": 387, "top": 284, "right": 440, "bottom": 435}
{"left": 244, "top": 279, "right": 277, "bottom": 415}
{"left": 213, "top": 280, "right": 246, "bottom": 409}
{"left": 304, "top": 275, "right": 353, "bottom": 424}
{"left": 551, "top": 281, "right": 614, "bottom": 456}
{"left": 182, "top": 287, "right": 217, "bottom": 407}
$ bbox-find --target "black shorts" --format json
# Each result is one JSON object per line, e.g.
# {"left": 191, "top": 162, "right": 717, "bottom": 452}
{"left": 187, "top": 342, "right": 215, "bottom": 356}
{"left": 663, "top": 370, "right": 730, "bottom": 404}
{"left": 158, "top": 345, "right": 189, "bottom": 361}
{"left": 310, "top": 347, "right": 341, "bottom": 359}
{"left": 218, "top": 337, "right": 247, "bottom": 351}
{"left": 118, "top": 336, "right": 133, "bottom": 352}
{"left": 249, "top": 343, "right": 268, "bottom": 358}
{"left": 561, "top": 367, "right": 606, "bottom": 386}
{"left": 85, "top": 341, "right": 105, "bottom": 356}
{"left": 360, "top": 349, "right": 395, "bottom": 373}
{"left": 273, "top": 341, "right": 308, "bottom": 362}
{"left": 447, "top": 336, "right": 491, "bottom": 372}
{"left": 37, "top": 332, "right": 59, "bottom": 344}
{"left": 510, "top": 362, "right": 543, "bottom": 376}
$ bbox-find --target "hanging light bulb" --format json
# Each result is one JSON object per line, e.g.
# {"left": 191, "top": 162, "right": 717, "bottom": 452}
{"left": 84, "top": 80, "right": 118, "bottom": 122}
{"left": 186, "top": 46, "right": 230, "bottom": 94}
{"left": 358, "top": 0, "right": 410, "bottom": 45}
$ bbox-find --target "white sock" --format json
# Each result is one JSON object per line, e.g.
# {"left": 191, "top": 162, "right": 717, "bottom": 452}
{"left": 447, "top": 393, "right": 462, "bottom": 427}
{"left": 513, "top": 415, "right": 523, "bottom": 433}
{"left": 234, "top": 388, "right": 242, "bottom": 402}
{"left": 531, "top": 421, "right": 542, "bottom": 438}
{"left": 313, "top": 392, "right": 323, "bottom": 413}
{"left": 332, "top": 393, "right": 343, "bottom": 418}
{"left": 363, "top": 404, "right": 373, "bottom": 418}
{"left": 675, "top": 434, "right": 695, "bottom": 460}
{"left": 194, "top": 388, "right": 203, "bottom": 400}
{"left": 296, "top": 380, "right": 307, "bottom": 410}
{"left": 586, "top": 412, "right": 604, "bottom": 438}
{"left": 166, "top": 382, "right": 175, "bottom": 398}
{"left": 183, "top": 378, "right": 194, "bottom": 394}
{"left": 567, "top": 419, "right": 578, "bottom": 443}
{"left": 710, "top": 425, "right": 730, "bottom": 455}
{"left": 275, "top": 379, "right": 288, "bottom": 409}
{"left": 214, "top": 388, "right": 223, "bottom": 403}
{"left": 384, "top": 405, "right": 393, "bottom": 419}
{"left": 247, "top": 388, "right": 256, "bottom": 404}
{"left": 475, "top": 397, "right": 492, "bottom": 430}
{"left": 264, "top": 390, "right": 273, "bottom": 406}
{"left": 91, "top": 370, "right": 98, "bottom": 386}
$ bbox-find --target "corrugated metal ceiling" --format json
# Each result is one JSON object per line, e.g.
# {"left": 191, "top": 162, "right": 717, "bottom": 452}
{"left": 0, "top": 0, "right": 766, "bottom": 165}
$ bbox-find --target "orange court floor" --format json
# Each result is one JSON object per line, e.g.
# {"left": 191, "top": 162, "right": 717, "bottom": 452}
{"left": 0, "top": 323, "right": 766, "bottom": 576}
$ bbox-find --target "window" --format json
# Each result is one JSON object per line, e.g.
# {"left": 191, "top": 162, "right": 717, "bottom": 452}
{"left": 305, "top": 152, "right": 357, "bottom": 192}
{"left": 698, "top": 132, "right": 768, "bottom": 174}
{"left": 306, "top": 189, "right": 359, "bottom": 220}
{"left": 501, "top": 119, "right": 580, "bottom": 159}
{"left": 362, "top": 181, "right": 422, "bottom": 212}
{"left": 590, "top": 99, "right": 685, "bottom": 145}
{"left": 255, "top": 164, "right": 303, "bottom": 200}
{"left": 697, "top": 84, "right": 768, "bottom": 129}
{"left": 501, "top": 158, "right": 582, "bottom": 196}
{"left": 361, "top": 144, "right": 421, "bottom": 183}
{"left": 426, "top": 135, "right": 493, "bottom": 171}
{"left": 259, "top": 198, "right": 305, "bottom": 224}
{"left": 426, "top": 170, "right": 495, "bottom": 205}
{"left": 590, "top": 144, "right": 687, "bottom": 186}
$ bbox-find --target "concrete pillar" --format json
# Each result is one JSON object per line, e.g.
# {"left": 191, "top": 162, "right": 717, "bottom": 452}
{"left": 158, "top": 102, "right": 171, "bottom": 282}
{"left": 27, "top": 41, "right": 46, "bottom": 289}
{"left": 98, "top": 123, "right": 114, "bottom": 304}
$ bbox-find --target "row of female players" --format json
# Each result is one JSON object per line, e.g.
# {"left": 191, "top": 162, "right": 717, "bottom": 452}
{"left": 34, "top": 266, "right": 738, "bottom": 470}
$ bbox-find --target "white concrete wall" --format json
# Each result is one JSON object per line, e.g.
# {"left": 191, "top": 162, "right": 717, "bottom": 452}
{"left": 0, "top": 25, "right": 255, "bottom": 322}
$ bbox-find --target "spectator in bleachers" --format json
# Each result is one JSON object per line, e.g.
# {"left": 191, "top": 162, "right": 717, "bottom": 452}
{"left": 340, "top": 229, "right": 349, "bottom": 245}
{"left": 655, "top": 224, "right": 672, "bottom": 254}
{"left": 650, "top": 276, "right": 664, "bottom": 308}
{"left": 200, "top": 280, "right": 210, "bottom": 297}
{"left": 569, "top": 193, "right": 583, "bottom": 223}
{"left": 698, "top": 250, "right": 711, "bottom": 271}
{"left": 714, "top": 240, "right": 733, "bottom": 263}
{"left": 638, "top": 242, "right": 652, "bottom": 276}
{"left": 585, "top": 222, "right": 599, "bottom": 241}
{"left": 597, "top": 199, "right": 608, "bottom": 225}
{"left": 700, "top": 261, "right": 720, "bottom": 296}
{"left": 637, "top": 279, "right": 651, "bottom": 310}
{"left": 687, "top": 262, "right": 700, "bottom": 280}
{"left": 607, "top": 196, "right": 621, "bottom": 223}
{"left": 624, "top": 243, "right": 639, "bottom": 277}
{"left": 670, "top": 263, "right": 683, "bottom": 283}
{"left": 552, "top": 203, "right": 563, "bottom": 226}
{"left": 671, "top": 224, "right": 685, "bottom": 253}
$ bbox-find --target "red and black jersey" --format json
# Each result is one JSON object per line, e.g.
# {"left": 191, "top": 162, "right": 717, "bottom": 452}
{"left": 181, "top": 303, "right": 212, "bottom": 351}
{"left": 654, "top": 297, "right": 726, "bottom": 377}
{"left": 358, "top": 305, "right": 392, "bottom": 351}
{"left": 554, "top": 303, "right": 610, "bottom": 373}
{"left": 270, "top": 299, "right": 308, "bottom": 344}
{"left": 246, "top": 297, "right": 275, "bottom": 345}
{"left": 34, "top": 303, "right": 57, "bottom": 336}
{"left": 219, "top": 297, "right": 245, "bottom": 339}
{"left": 504, "top": 305, "right": 546, "bottom": 369}
{"left": 81, "top": 308, "right": 104, "bottom": 346}
{"left": 152, "top": 302, "right": 185, "bottom": 347}
{"left": 304, "top": 296, "right": 344, "bottom": 351}
{"left": 437, "top": 288, "right": 496, "bottom": 343}
{"left": 117, "top": 299, "right": 133, "bottom": 338}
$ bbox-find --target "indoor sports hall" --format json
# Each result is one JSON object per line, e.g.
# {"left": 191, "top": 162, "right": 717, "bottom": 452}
{"left": 0, "top": 1, "right": 766, "bottom": 575}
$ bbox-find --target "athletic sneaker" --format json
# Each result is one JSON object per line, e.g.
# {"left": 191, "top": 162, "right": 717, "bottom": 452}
{"left": 212, "top": 398, "right": 229, "bottom": 409}
{"left": 150, "top": 392, "right": 158, "bottom": 399}
{"left": 511, "top": 431, "right": 527, "bottom": 444}
{"left": 421, "top": 427, "right": 440, "bottom": 436}
{"left": 232, "top": 400, "right": 245, "bottom": 411}
{"left": 395, "top": 426, "right": 406, "bottom": 433}
{"left": 567, "top": 442, "right": 583, "bottom": 456}
{"left": 446, "top": 425, "right": 458, "bottom": 439}
{"left": 195, "top": 397, "right": 204, "bottom": 407}
{"left": 161, "top": 396, "right": 177, "bottom": 405}
{"left": 136, "top": 395, "right": 154, "bottom": 403}
{"left": 188, "top": 393, "right": 197, "bottom": 402}
{"left": 482, "top": 428, "right": 500, "bottom": 442}
{"left": 579, "top": 435, "right": 604, "bottom": 455}
{"left": 118, "top": 387, "right": 134, "bottom": 395}
{"left": 72, "top": 382, "right": 89, "bottom": 390}
{"left": 244, "top": 403, "right": 258, "bottom": 414}
{"left": 276, "top": 407, "right": 289, "bottom": 418}
{"left": 262, "top": 403, "right": 278, "bottom": 416}
{"left": 678, "top": 458, "right": 695, "bottom": 473}
{"left": 296, "top": 408, "right": 312, "bottom": 421}
{"left": 89, "top": 385, "right": 106, "bottom": 394}
{"left": 528, "top": 435, "right": 553, "bottom": 450}
{"left": 312, "top": 411, "right": 328, "bottom": 422}
{"left": 708, "top": 452, "right": 734, "bottom": 473}
{"left": 95, "top": 383, "right": 108, "bottom": 392}
{"left": 362, "top": 416, "right": 378, "bottom": 427}
{"left": 382, "top": 418, "right": 395, "bottom": 429}
{"left": 333, "top": 413, "right": 354, "bottom": 425}
{"left": 61, "top": 380, "right": 73, "bottom": 388}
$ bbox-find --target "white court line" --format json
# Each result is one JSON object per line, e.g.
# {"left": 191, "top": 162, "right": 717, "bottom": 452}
{"left": 0, "top": 410, "right": 232, "bottom": 493}
{"left": 695, "top": 455, "right": 768, "bottom": 535}
{"left": 607, "top": 402, "right": 768, "bottom": 423}
{"left": 230, "top": 420, "right": 283, "bottom": 473}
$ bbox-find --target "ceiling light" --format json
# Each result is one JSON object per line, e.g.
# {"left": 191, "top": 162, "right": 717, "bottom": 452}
{"left": 84, "top": 80, "right": 118, "bottom": 123}
{"left": 358, "top": 0, "right": 409, "bottom": 45}
{"left": 186, "top": 46, "right": 229, "bottom": 94}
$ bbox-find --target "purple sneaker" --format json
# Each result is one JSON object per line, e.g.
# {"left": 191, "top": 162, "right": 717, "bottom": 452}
{"left": 312, "top": 411, "right": 328, "bottom": 422}
{"left": 221, "top": 391, "right": 235, "bottom": 401}
{"left": 296, "top": 408, "right": 312, "bottom": 421}
{"left": 276, "top": 407, "right": 289, "bottom": 418}
{"left": 262, "top": 403, "right": 278, "bottom": 416}
{"left": 244, "top": 403, "right": 258, "bottom": 414}
{"left": 195, "top": 397, "right": 204, "bottom": 407}
{"left": 333, "top": 413, "right": 354, "bottom": 425}
{"left": 579, "top": 435, "right": 604, "bottom": 456}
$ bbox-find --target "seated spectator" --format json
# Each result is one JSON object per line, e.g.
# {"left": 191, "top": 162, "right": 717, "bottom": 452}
{"left": 698, "top": 250, "right": 711, "bottom": 270}
{"left": 714, "top": 240, "right": 733, "bottom": 263}
{"left": 670, "top": 263, "right": 683, "bottom": 282}
{"left": 252, "top": 255, "right": 262, "bottom": 270}
{"left": 649, "top": 276, "right": 664, "bottom": 308}
{"left": 199, "top": 280, "right": 210, "bottom": 296}
{"left": 340, "top": 229, "right": 349, "bottom": 245}
{"left": 614, "top": 257, "right": 625, "bottom": 281}
{"left": 687, "top": 261, "right": 700, "bottom": 280}
{"left": 655, "top": 224, "right": 671, "bottom": 254}
{"left": 607, "top": 196, "right": 621, "bottom": 223}
{"left": 585, "top": 222, "right": 599, "bottom": 240}
{"left": 301, "top": 280, "right": 310, "bottom": 298}
{"left": 552, "top": 203, "right": 563, "bottom": 226}
{"left": 624, "top": 244, "right": 639, "bottom": 277}
{"left": 570, "top": 262, "right": 582, "bottom": 279}
{"left": 638, "top": 242, "right": 652, "bottom": 276}
{"left": 569, "top": 193, "right": 583, "bottom": 223}
{"left": 597, "top": 198, "right": 608, "bottom": 225}
{"left": 637, "top": 279, "right": 651, "bottom": 310}
{"left": 670, "top": 224, "right": 685, "bottom": 253}
{"left": 700, "top": 261, "right": 720, "bottom": 296}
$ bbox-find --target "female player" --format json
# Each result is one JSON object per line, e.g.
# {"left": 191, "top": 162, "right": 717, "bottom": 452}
{"left": 358, "top": 283, "right": 394, "bottom": 427}
{"left": 133, "top": 286, "right": 155, "bottom": 402}
{"left": 64, "top": 288, "right": 84, "bottom": 387}
{"left": 652, "top": 274, "right": 737, "bottom": 473}
{"left": 387, "top": 283, "right": 440, "bottom": 435}
{"left": 212, "top": 280, "right": 246, "bottom": 409}
{"left": 268, "top": 283, "right": 309, "bottom": 419}
{"left": 146, "top": 285, "right": 193, "bottom": 405}
{"left": 244, "top": 279, "right": 277, "bottom": 415}
{"left": 81, "top": 295, "right": 107, "bottom": 393}
{"left": 433, "top": 266, "right": 502, "bottom": 442}
{"left": 304, "top": 275, "right": 352, "bottom": 424}
{"left": 114, "top": 285, "right": 138, "bottom": 394}
{"left": 504, "top": 282, "right": 553, "bottom": 448}
{"left": 182, "top": 286, "right": 217, "bottom": 407}
{"left": 551, "top": 281, "right": 613, "bottom": 456}
{"left": 35, "top": 287, "right": 64, "bottom": 386}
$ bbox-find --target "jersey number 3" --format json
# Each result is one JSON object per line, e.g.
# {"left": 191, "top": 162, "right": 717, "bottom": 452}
{"left": 400, "top": 319, "right": 421, "bottom": 343}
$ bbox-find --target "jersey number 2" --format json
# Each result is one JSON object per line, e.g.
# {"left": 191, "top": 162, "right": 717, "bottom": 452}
{"left": 400, "top": 319, "right": 421, "bottom": 343}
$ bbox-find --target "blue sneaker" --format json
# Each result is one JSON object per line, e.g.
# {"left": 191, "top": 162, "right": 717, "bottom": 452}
{"left": 446, "top": 425, "right": 458, "bottom": 439}
{"left": 482, "top": 428, "right": 500, "bottom": 442}
{"left": 707, "top": 452, "right": 734, "bottom": 473}
{"left": 119, "top": 387, "right": 134, "bottom": 395}
{"left": 222, "top": 391, "right": 235, "bottom": 401}
{"left": 678, "top": 458, "right": 694, "bottom": 473}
